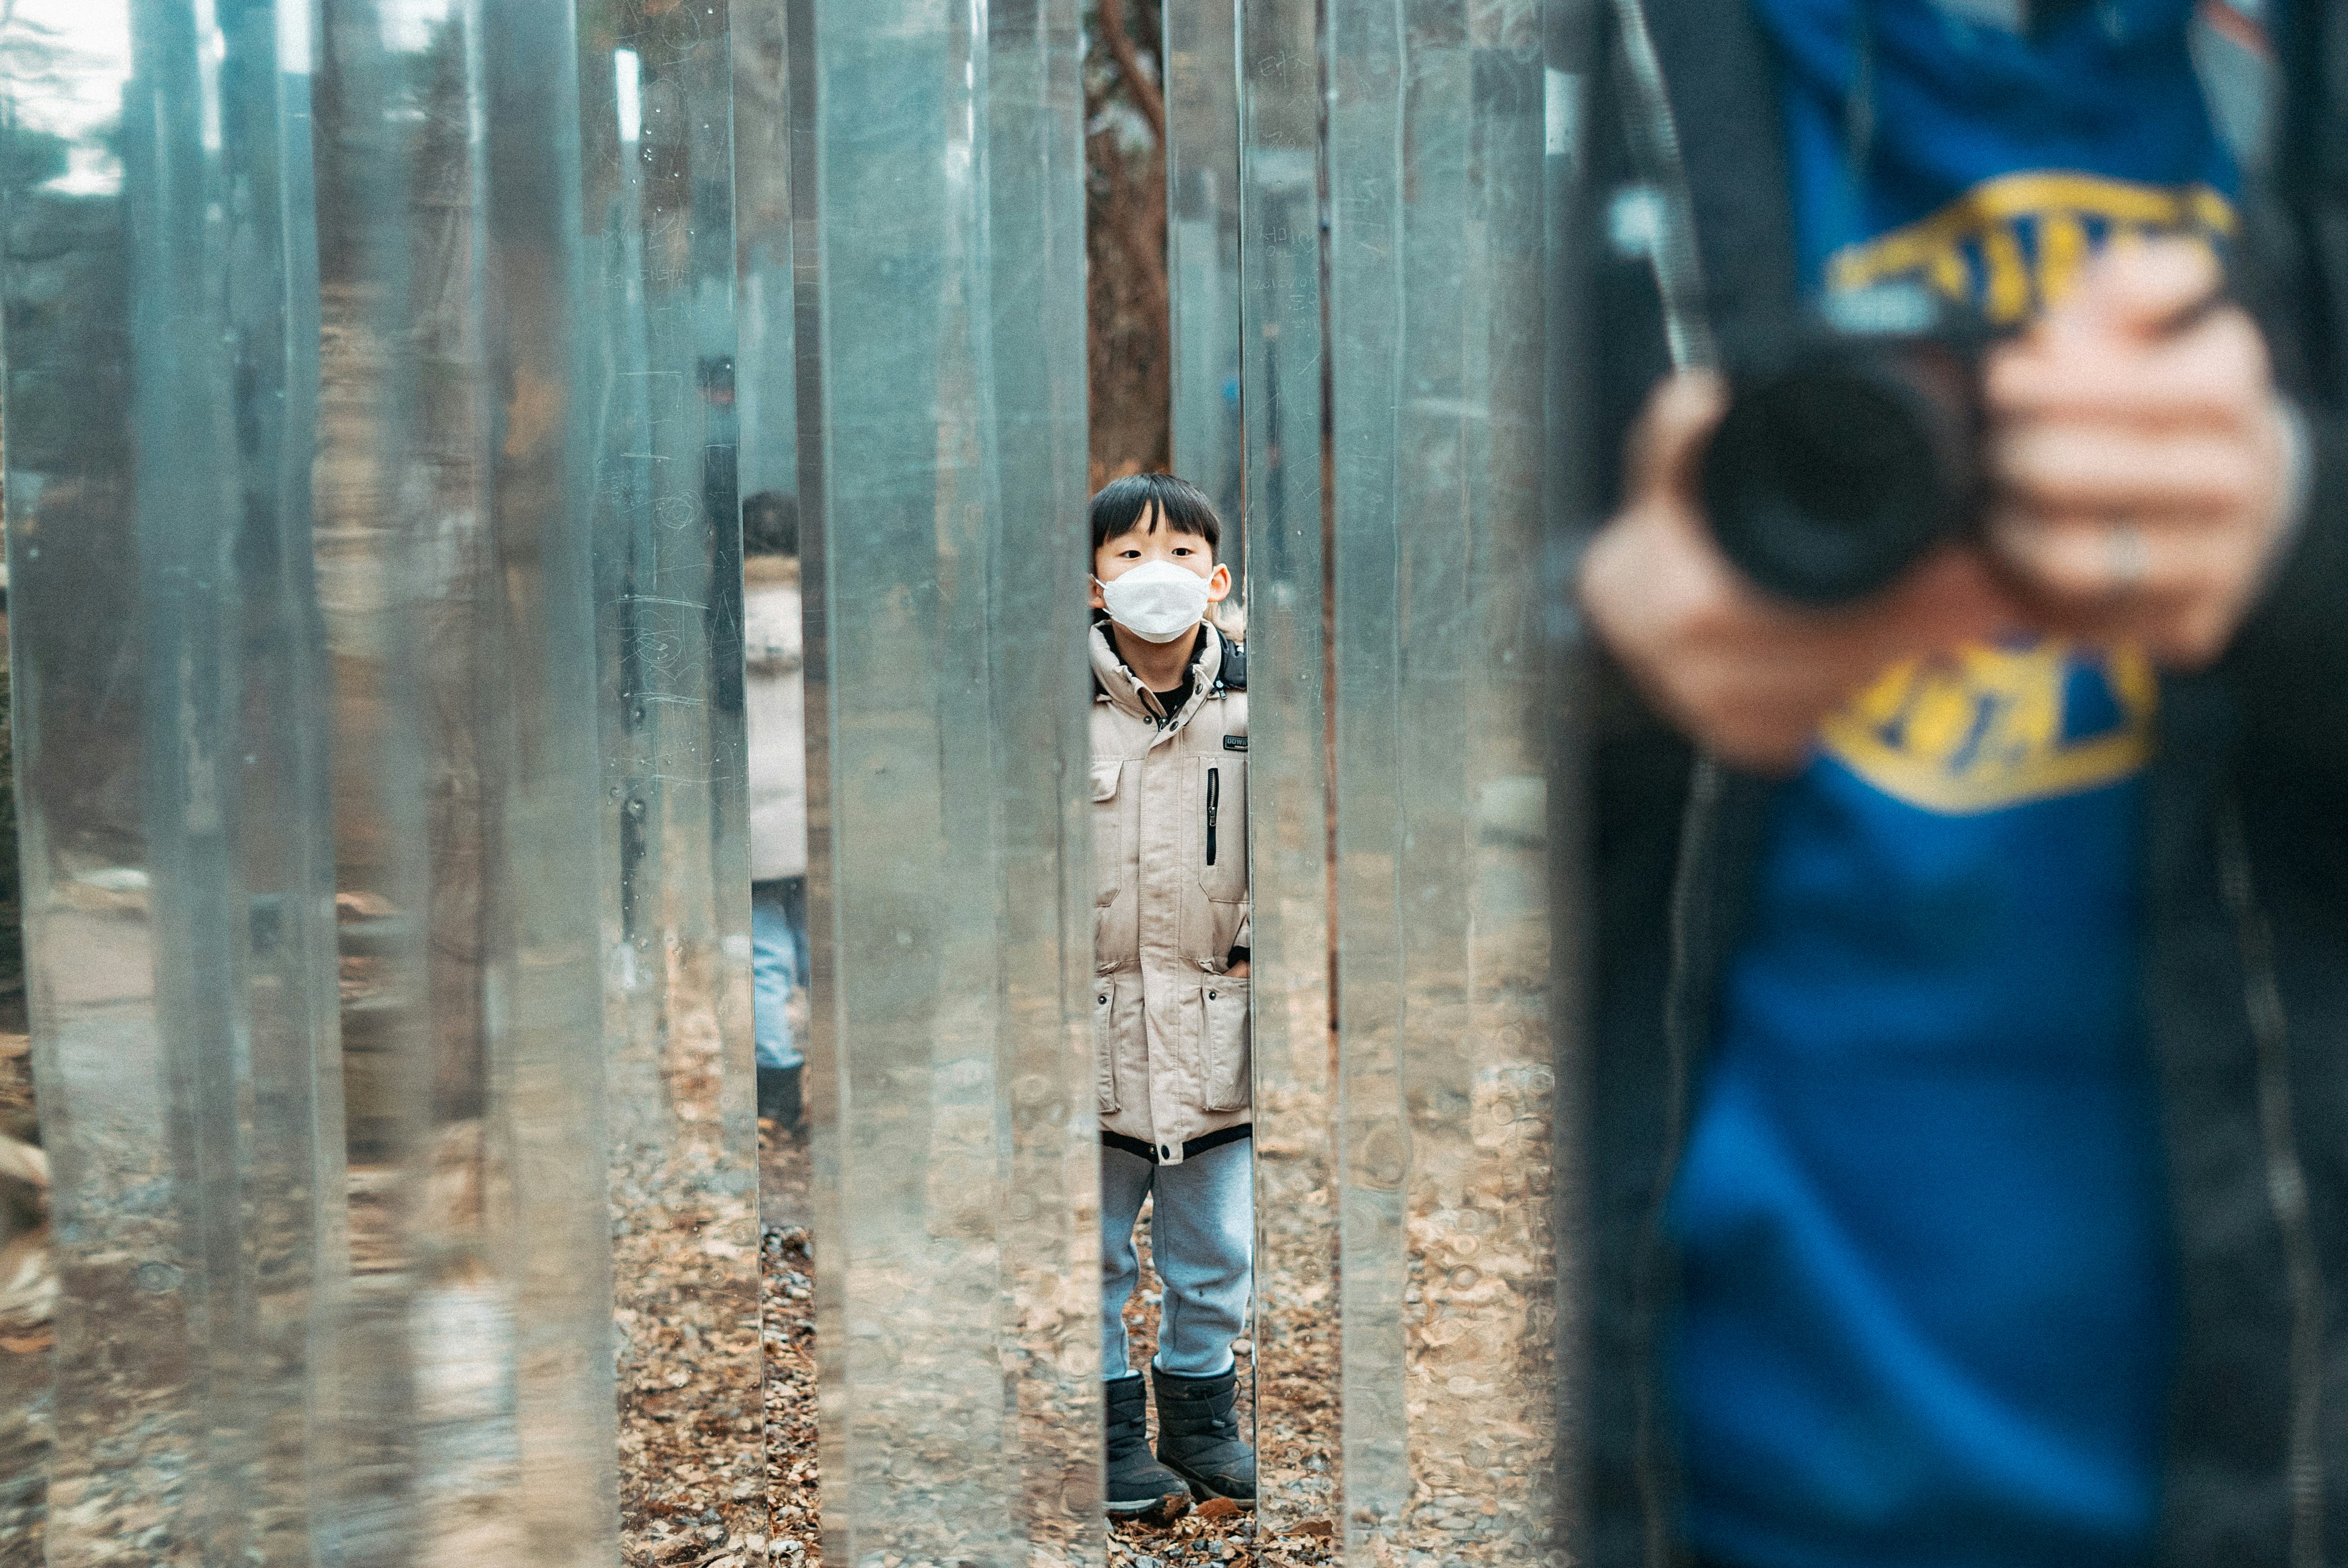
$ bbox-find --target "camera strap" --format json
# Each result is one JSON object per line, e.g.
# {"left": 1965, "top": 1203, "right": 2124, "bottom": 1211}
{"left": 1608, "top": 0, "right": 1721, "bottom": 371}
{"left": 1845, "top": 2, "right": 1878, "bottom": 191}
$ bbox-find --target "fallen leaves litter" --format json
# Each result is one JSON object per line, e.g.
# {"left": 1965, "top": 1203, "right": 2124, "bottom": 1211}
{"left": 0, "top": 975, "right": 1344, "bottom": 1568}
{"left": 760, "top": 1127, "right": 819, "bottom": 1565}
{"left": 612, "top": 956, "right": 761, "bottom": 1568}
{"left": 755, "top": 1123, "right": 1332, "bottom": 1568}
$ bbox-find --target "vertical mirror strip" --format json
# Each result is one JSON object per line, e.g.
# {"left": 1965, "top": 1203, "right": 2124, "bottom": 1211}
{"left": 312, "top": 0, "right": 435, "bottom": 1552}
{"left": 332, "top": 0, "right": 624, "bottom": 1551}
{"left": 1, "top": 0, "right": 348, "bottom": 1552}
{"left": 322, "top": 1, "right": 615, "bottom": 1550}
{"left": 577, "top": 0, "right": 761, "bottom": 1544}
{"left": 438, "top": 0, "right": 620, "bottom": 1549}
{"left": 1234, "top": 0, "right": 1340, "bottom": 1532}
{"left": 1325, "top": 0, "right": 1563, "bottom": 1560}
{"left": 2, "top": 0, "right": 632, "bottom": 1555}
{"left": 1541, "top": 3, "right": 1598, "bottom": 1551}
{"left": 791, "top": 1, "right": 1097, "bottom": 1561}
{"left": 985, "top": 0, "right": 1101, "bottom": 1554}
{"left": 1166, "top": 0, "right": 1244, "bottom": 563}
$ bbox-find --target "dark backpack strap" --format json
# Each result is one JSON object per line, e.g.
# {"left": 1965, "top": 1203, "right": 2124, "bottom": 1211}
{"left": 1215, "top": 636, "right": 1247, "bottom": 693}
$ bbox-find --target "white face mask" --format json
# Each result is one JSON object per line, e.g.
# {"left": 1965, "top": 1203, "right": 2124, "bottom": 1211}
{"left": 1096, "top": 560, "right": 1212, "bottom": 644}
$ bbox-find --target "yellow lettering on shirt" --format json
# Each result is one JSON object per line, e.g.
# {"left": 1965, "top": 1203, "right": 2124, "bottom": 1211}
{"left": 1825, "top": 171, "right": 2236, "bottom": 325}
{"left": 1808, "top": 173, "right": 2209, "bottom": 808}
{"left": 1819, "top": 643, "right": 2158, "bottom": 814}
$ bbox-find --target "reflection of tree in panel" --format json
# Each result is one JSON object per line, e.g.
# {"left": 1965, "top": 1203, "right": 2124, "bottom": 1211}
{"left": 0, "top": 992, "right": 46, "bottom": 1567}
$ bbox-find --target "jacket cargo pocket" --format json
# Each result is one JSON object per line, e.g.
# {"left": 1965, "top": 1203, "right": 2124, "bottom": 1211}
{"left": 1094, "top": 974, "right": 1121, "bottom": 1114}
{"left": 1202, "top": 977, "right": 1250, "bottom": 1113}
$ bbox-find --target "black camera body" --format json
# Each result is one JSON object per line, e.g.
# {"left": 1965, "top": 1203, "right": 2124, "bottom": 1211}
{"left": 1700, "top": 285, "right": 1996, "bottom": 607}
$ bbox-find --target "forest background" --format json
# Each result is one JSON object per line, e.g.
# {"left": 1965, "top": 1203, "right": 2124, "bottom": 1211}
{"left": 1085, "top": 0, "right": 1175, "bottom": 487}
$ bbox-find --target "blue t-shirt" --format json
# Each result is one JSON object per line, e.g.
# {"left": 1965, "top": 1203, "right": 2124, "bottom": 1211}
{"left": 1670, "top": 4, "right": 2245, "bottom": 1565}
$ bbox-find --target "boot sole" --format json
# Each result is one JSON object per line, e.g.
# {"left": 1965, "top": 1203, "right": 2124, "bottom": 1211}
{"left": 1161, "top": 1459, "right": 1254, "bottom": 1508}
{"left": 1104, "top": 1490, "right": 1192, "bottom": 1525}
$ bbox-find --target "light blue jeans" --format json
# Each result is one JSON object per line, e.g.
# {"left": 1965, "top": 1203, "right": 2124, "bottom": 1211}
{"left": 751, "top": 877, "right": 807, "bottom": 1072}
{"left": 1101, "top": 1136, "right": 1253, "bottom": 1379}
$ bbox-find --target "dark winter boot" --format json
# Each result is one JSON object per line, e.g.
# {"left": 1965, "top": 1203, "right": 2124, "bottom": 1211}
{"left": 1105, "top": 1373, "right": 1192, "bottom": 1520}
{"left": 757, "top": 1062, "right": 802, "bottom": 1131}
{"left": 1152, "top": 1365, "right": 1256, "bottom": 1503}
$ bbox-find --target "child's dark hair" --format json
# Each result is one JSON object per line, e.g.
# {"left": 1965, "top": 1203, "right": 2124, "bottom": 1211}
{"left": 1089, "top": 472, "right": 1222, "bottom": 557}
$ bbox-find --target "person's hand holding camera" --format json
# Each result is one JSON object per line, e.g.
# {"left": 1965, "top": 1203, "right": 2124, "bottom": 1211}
{"left": 1578, "top": 373, "right": 2024, "bottom": 773}
{"left": 1984, "top": 236, "right": 2298, "bottom": 667}
{"left": 1582, "top": 236, "right": 2300, "bottom": 772}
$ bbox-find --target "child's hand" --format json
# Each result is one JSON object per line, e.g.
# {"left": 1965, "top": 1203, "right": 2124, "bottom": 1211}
{"left": 1224, "top": 959, "right": 1250, "bottom": 978}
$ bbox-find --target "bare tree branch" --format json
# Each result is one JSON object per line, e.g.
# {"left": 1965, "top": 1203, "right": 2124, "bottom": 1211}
{"left": 1094, "top": 0, "right": 1165, "bottom": 147}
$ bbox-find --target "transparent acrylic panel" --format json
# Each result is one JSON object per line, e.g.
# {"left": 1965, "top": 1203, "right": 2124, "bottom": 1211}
{"left": 1166, "top": 0, "right": 1244, "bottom": 569}
{"left": 1325, "top": 1, "right": 1563, "bottom": 1561}
{"left": 791, "top": 0, "right": 1098, "bottom": 1560}
{"left": 0, "top": 0, "right": 347, "bottom": 1556}
{"left": 576, "top": 0, "right": 761, "bottom": 1545}
{"left": 1235, "top": 0, "right": 1340, "bottom": 1531}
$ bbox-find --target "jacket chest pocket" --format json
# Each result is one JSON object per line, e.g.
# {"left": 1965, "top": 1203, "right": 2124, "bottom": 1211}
{"left": 1189, "top": 755, "right": 1247, "bottom": 904}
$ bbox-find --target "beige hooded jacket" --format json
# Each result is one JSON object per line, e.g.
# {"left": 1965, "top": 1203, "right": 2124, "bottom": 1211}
{"left": 743, "top": 556, "right": 807, "bottom": 882}
{"left": 1090, "top": 620, "right": 1250, "bottom": 1164}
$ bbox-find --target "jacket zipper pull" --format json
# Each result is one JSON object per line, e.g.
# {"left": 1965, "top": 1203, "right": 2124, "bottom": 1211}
{"left": 1206, "top": 767, "right": 1219, "bottom": 866}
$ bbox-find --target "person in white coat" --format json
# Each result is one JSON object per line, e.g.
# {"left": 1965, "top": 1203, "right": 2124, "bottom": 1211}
{"left": 743, "top": 491, "right": 809, "bottom": 1130}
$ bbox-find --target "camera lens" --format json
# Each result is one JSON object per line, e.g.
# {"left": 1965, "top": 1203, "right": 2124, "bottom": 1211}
{"left": 1701, "top": 341, "right": 1978, "bottom": 606}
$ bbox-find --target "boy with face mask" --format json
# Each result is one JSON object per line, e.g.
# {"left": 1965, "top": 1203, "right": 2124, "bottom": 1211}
{"left": 1087, "top": 472, "right": 1256, "bottom": 1519}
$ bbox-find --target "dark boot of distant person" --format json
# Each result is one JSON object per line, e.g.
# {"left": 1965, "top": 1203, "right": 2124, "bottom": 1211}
{"left": 1153, "top": 1365, "right": 1255, "bottom": 1503}
{"left": 757, "top": 1061, "right": 801, "bottom": 1132}
{"left": 1105, "top": 1372, "right": 1192, "bottom": 1521}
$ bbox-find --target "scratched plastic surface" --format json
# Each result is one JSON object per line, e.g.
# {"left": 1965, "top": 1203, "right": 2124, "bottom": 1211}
{"left": 786, "top": 2, "right": 1100, "bottom": 1565}
{"left": 1324, "top": 2, "right": 1569, "bottom": 1562}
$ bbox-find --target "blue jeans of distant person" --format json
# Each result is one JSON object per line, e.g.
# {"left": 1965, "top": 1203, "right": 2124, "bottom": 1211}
{"left": 751, "top": 876, "right": 808, "bottom": 1072}
{"left": 1101, "top": 1136, "right": 1253, "bottom": 1379}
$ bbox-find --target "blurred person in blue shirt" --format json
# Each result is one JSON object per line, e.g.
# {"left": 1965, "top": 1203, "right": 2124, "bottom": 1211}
{"left": 1571, "top": 1, "right": 2348, "bottom": 1564}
